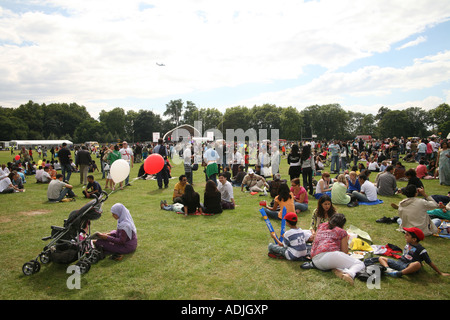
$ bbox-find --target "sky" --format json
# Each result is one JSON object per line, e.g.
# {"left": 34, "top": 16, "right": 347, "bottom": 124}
{"left": 1, "top": 0, "right": 450, "bottom": 120}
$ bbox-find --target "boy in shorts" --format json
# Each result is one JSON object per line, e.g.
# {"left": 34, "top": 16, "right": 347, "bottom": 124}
{"left": 379, "top": 227, "right": 449, "bottom": 277}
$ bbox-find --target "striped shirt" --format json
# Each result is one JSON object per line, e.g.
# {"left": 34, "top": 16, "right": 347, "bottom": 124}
{"left": 283, "top": 228, "right": 312, "bottom": 260}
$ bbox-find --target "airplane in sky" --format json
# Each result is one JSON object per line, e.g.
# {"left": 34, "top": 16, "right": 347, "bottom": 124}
{"left": 156, "top": 63, "right": 165, "bottom": 66}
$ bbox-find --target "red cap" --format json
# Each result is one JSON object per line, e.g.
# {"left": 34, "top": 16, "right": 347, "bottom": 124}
{"left": 284, "top": 212, "right": 298, "bottom": 223}
{"left": 403, "top": 227, "right": 425, "bottom": 241}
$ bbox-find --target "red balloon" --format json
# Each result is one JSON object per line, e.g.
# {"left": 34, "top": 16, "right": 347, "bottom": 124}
{"left": 14, "top": 155, "right": 20, "bottom": 161}
{"left": 144, "top": 154, "right": 165, "bottom": 174}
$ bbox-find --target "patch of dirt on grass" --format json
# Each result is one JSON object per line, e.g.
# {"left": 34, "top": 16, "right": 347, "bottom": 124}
{"left": 18, "top": 209, "right": 52, "bottom": 217}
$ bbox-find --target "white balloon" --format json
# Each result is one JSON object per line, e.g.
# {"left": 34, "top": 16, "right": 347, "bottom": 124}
{"left": 110, "top": 159, "right": 130, "bottom": 183}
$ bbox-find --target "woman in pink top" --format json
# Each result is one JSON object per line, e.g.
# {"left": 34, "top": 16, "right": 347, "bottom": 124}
{"left": 311, "top": 213, "right": 364, "bottom": 285}
{"left": 290, "top": 178, "right": 308, "bottom": 213}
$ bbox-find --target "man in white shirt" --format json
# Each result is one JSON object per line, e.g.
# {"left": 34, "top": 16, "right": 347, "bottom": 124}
{"left": 218, "top": 173, "right": 235, "bottom": 209}
{"left": 271, "top": 145, "right": 280, "bottom": 177}
{"left": 183, "top": 144, "right": 193, "bottom": 184}
{"left": 119, "top": 141, "right": 134, "bottom": 186}
{"left": 232, "top": 148, "right": 243, "bottom": 177}
{"left": 0, "top": 175, "right": 15, "bottom": 193}
{"left": 352, "top": 175, "right": 378, "bottom": 202}
{"left": 36, "top": 167, "right": 52, "bottom": 183}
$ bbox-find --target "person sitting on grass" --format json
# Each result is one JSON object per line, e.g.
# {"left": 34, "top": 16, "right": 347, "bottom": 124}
{"left": 47, "top": 173, "right": 76, "bottom": 202}
{"left": 231, "top": 165, "right": 246, "bottom": 187}
{"left": 82, "top": 175, "right": 103, "bottom": 199}
{"left": 181, "top": 184, "right": 202, "bottom": 216}
{"left": 314, "top": 171, "right": 332, "bottom": 199}
{"left": 374, "top": 227, "right": 449, "bottom": 278}
{"left": 310, "top": 194, "right": 336, "bottom": 238}
{"left": 262, "top": 183, "right": 295, "bottom": 220}
{"left": 173, "top": 175, "right": 189, "bottom": 204}
{"left": 391, "top": 185, "right": 439, "bottom": 237}
{"left": 376, "top": 165, "right": 397, "bottom": 196}
{"left": 310, "top": 213, "right": 365, "bottom": 286}
{"left": 268, "top": 211, "right": 313, "bottom": 260}
{"left": 346, "top": 171, "right": 360, "bottom": 193}
{"left": 217, "top": 173, "right": 235, "bottom": 210}
{"left": 0, "top": 172, "right": 24, "bottom": 193}
{"left": 161, "top": 184, "right": 203, "bottom": 216}
{"left": 93, "top": 203, "right": 137, "bottom": 261}
{"left": 351, "top": 174, "right": 378, "bottom": 203}
{"left": 290, "top": 178, "right": 308, "bottom": 213}
{"left": 202, "top": 180, "right": 223, "bottom": 215}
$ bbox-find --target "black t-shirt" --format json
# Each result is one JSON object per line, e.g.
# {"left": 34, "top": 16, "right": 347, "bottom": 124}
{"left": 181, "top": 192, "right": 201, "bottom": 214}
{"left": 58, "top": 147, "right": 71, "bottom": 165}
{"left": 407, "top": 176, "right": 424, "bottom": 189}
{"left": 400, "top": 243, "right": 431, "bottom": 265}
{"left": 86, "top": 181, "right": 102, "bottom": 195}
{"left": 203, "top": 191, "right": 223, "bottom": 214}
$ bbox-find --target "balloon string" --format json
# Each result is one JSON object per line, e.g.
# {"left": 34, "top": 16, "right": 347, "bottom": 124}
{"left": 107, "top": 174, "right": 146, "bottom": 196}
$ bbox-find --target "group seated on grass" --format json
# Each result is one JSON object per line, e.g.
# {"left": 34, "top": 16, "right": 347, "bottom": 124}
{"left": 265, "top": 186, "right": 450, "bottom": 286}
{"left": 160, "top": 173, "right": 236, "bottom": 216}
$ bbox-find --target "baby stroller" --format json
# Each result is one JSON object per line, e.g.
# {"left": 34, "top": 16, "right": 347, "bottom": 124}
{"left": 22, "top": 191, "right": 108, "bottom": 276}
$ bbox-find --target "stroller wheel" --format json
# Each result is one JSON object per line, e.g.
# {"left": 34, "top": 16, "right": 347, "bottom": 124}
{"left": 22, "top": 261, "right": 40, "bottom": 276}
{"left": 39, "top": 252, "right": 52, "bottom": 264}
{"left": 87, "top": 250, "right": 100, "bottom": 264}
{"left": 76, "top": 260, "right": 91, "bottom": 274}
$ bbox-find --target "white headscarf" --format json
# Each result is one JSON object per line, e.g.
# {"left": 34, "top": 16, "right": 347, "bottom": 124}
{"left": 111, "top": 203, "right": 136, "bottom": 240}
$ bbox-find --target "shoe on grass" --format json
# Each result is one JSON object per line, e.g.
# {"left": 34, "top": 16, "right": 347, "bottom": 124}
{"left": 386, "top": 271, "right": 403, "bottom": 278}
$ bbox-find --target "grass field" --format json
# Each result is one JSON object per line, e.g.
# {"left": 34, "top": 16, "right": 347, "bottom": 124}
{"left": 0, "top": 150, "right": 449, "bottom": 300}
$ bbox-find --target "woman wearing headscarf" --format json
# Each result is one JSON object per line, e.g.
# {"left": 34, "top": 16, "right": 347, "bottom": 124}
{"left": 94, "top": 203, "right": 137, "bottom": 260}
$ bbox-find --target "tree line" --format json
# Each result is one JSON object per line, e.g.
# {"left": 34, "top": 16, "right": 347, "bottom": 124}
{"left": 0, "top": 99, "right": 448, "bottom": 143}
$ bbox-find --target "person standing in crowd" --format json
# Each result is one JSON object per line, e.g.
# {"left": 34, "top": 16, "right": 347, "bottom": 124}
{"left": 58, "top": 143, "right": 72, "bottom": 182}
{"left": 119, "top": 141, "right": 134, "bottom": 187}
{"left": 436, "top": 140, "right": 450, "bottom": 186}
{"left": 328, "top": 140, "right": 340, "bottom": 174}
{"left": 300, "top": 144, "right": 315, "bottom": 196}
{"left": 153, "top": 138, "right": 169, "bottom": 189}
{"left": 287, "top": 144, "right": 301, "bottom": 181}
{"left": 75, "top": 146, "right": 92, "bottom": 185}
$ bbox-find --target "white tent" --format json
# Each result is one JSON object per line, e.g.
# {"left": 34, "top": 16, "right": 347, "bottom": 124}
{"left": 10, "top": 140, "right": 73, "bottom": 148}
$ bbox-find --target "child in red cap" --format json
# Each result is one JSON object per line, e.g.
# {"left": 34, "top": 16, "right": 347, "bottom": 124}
{"left": 268, "top": 212, "right": 313, "bottom": 260}
{"left": 379, "top": 227, "right": 449, "bottom": 278}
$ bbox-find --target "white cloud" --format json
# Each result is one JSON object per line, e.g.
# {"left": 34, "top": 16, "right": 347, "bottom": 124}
{"left": 1, "top": 0, "right": 450, "bottom": 114}
{"left": 236, "top": 50, "right": 450, "bottom": 110}
{"left": 396, "top": 36, "right": 427, "bottom": 50}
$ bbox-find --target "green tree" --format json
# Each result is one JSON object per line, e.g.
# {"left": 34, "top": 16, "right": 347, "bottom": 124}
{"left": 222, "top": 106, "right": 252, "bottom": 131}
{"left": 377, "top": 110, "right": 409, "bottom": 138}
{"left": 164, "top": 99, "right": 184, "bottom": 127}
{"left": 99, "top": 107, "right": 127, "bottom": 139}
{"left": 430, "top": 103, "right": 450, "bottom": 136}
{"left": 280, "top": 106, "right": 303, "bottom": 140}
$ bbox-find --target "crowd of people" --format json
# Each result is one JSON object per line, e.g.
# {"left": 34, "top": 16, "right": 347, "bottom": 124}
{"left": 1, "top": 135, "right": 449, "bottom": 277}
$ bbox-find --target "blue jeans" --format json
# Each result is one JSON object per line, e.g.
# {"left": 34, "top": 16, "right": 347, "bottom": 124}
{"left": 340, "top": 157, "right": 347, "bottom": 172}
{"left": 48, "top": 188, "right": 75, "bottom": 202}
{"left": 61, "top": 163, "right": 72, "bottom": 182}
{"left": 264, "top": 207, "right": 281, "bottom": 220}
{"left": 331, "top": 155, "right": 340, "bottom": 173}
{"left": 351, "top": 191, "right": 369, "bottom": 202}
{"left": 387, "top": 258, "right": 410, "bottom": 271}
{"left": 294, "top": 201, "right": 308, "bottom": 212}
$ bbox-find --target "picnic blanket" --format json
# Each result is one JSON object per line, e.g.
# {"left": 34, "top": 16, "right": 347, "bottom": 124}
{"left": 358, "top": 199, "right": 383, "bottom": 206}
